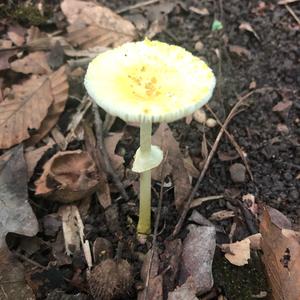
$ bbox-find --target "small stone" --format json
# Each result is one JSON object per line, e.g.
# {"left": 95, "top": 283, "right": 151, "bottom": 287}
{"left": 206, "top": 118, "right": 217, "bottom": 128}
{"left": 229, "top": 163, "right": 246, "bottom": 183}
{"left": 289, "top": 189, "right": 299, "bottom": 201}
{"left": 194, "top": 40, "right": 204, "bottom": 51}
{"left": 193, "top": 109, "right": 206, "bottom": 123}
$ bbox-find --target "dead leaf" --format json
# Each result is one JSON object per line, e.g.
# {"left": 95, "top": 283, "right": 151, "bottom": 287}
{"left": 11, "top": 51, "right": 52, "bottom": 75}
{"left": 242, "top": 193, "right": 258, "bottom": 215}
{"left": 24, "top": 141, "right": 54, "bottom": 179}
{"left": 183, "top": 155, "right": 200, "bottom": 178}
{"left": 209, "top": 210, "right": 235, "bottom": 221}
{"left": 239, "top": 22, "right": 260, "bottom": 40}
{"left": 189, "top": 6, "right": 209, "bottom": 15}
{"left": 0, "top": 248, "right": 36, "bottom": 300}
{"left": 0, "top": 145, "right": 38, "bottom": 249}
{"left": 146, "top": 17, "right": 167, "bottom": 39}
{"left": 179, "top": 225, "right": 216, "bottom": 294}
{"left": 217, "top": 150, "right": 239, "bottom": 161}
{"left": 168, "top": 285, "right": 198, "bottom": 300}
{"left": 229, "top": 45, "right": 252, "bottom": 59}
{"left": 152, "top": 123, "right": 191, "bottom": 210}
{"left": 248, "top": 233, "right": 262, "bottom": 250}
{"left": 26, "top": 65, "right": 69, "bottom": 145}
{"left": 35, "top": 150, "right": 99, "bottom": 203}
{"left": 221, "top": 238, "right": 251, "bottom": 266}
{"left": 7, "top": 24, "right": 26, "bottom": 46}
{"left": 260, "top": 209, "right": 300, "bottom": 299}
{"left": 138, "top": 275, "right": 163, "bottom": 300}
{"left": 0, "top": 76, "right": 52, "bottom": 150}
{"left": 0, "top": 48, "right": 17, "bottom": 71}
{"left": 104, "top": 132, "right": 124, "bottom": 178}
{"left": 61, "top": 0, "right": 136, "bottom": 49}
{"left": 272, "top": 100, "right": 293, "bottom": 112}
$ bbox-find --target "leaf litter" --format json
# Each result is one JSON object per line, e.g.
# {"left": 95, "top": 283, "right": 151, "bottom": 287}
{"left": 0, "top": 0, "right": 299, "bottom": 299}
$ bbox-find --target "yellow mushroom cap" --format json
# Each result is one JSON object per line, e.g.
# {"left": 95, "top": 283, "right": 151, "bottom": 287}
{"left": 85, "top": 39, "right": 216, "bottom": 123}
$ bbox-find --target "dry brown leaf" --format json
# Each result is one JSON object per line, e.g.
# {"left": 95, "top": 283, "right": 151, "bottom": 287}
{"left": 189, "top": 6, "right": 209, "bottom": 15}
{"left": 26, "top": 65, "right": 69, "bottom": 145}
{"left": 104, "top": 132, "right": 125, "bottom": 178}
{"left": 11, "top": 51, "right": 52, "bottom": 75}
{"left": 239, "top": 22, "right": 260, "bottom": 40}
{"left": 0, "top": 248, "right": 36, "bottom": 300}
{"left": 209, "top": 210, "right": 235, "bottom": 221}
{"left": 152, "top": 123, "right": 191, "bottom": 210}
{"left": 183, "top": 155, "right": 200, "bottom": 178}
{"left": 61, "top": 0, "right": 136, "bottom": 49}
{"left": 0, "top": 145, "right": 39, "bottom": 249}
{"left": 272, "top": 100, "right": 293, "bottom": 112}
{"left": 248, "top": 233, "right": 262, "bottom": 250}
{"left": 229, "top": 45, "right": 252, "bottom": 59}
{"left": 242, "top": 193, "right": 258, "bottom": 215}
{"left": 0, "top": 75, "right": 53, "bottom": 149}
{"left": 0, "top": 48, "right": 17, "bottom": 71}
{"left": 260, "top": 209, "right": 300, "bottom": 300}
{"left": 7, "top": 24, "right": 26, "bottom": 46}
{"left": 24, "top": 141, "right": 54, "bottom": 179}
{"left": 222, "top": 238, "right": 251, "bottom": 266}
{"left": 35, "top": 150, "right": 100, "bottom": 203}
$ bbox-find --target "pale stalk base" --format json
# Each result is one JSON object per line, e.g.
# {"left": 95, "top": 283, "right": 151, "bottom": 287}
{"left": 137, "top": 169, "right": 151, "bottom": 235}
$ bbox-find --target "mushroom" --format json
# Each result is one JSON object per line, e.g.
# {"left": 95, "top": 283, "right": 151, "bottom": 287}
{"left": 85, "top": 39, "right": 216, "bottom": 237}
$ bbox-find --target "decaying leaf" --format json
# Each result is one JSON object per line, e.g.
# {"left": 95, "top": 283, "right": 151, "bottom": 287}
{"left": 209, "top": 210, "right": 235, "bottom": 221}
{"left": 260, "top": 209, "right": 300, "bottom": 300}
{"left": 104, "top": 132, "right": 124, "bottom": 178}
{"left": 229, "top": 45, "right": 252, "bottom": 59}
{"left": 11, "top": 51, "right": 52, "bottom": 75}
{"left": 0, "top": 76, "right": 53, "bottom": 149}
{"left": 221, "top": 238, "right": 251, "bottom": 266}
{"left": 35, "top": 150, "right": 99, "bottom": 203}
{"left": 239, "top": 22, "right": 260, "bottom": 40}
{"left": 24, "top": 141, "right": 54, "bottom": 179}
{"left": 27, "top": 65, "right": 69, "bottom": 145}
{"left": 61, "top": 0, "right": 136, "bottom": 49}
{"left": 152, "top": 123, "right": 191, "bottom": 210}
{"left": 272, "top": 100, "right": 293, "bottom": 113}
{"left": 0, "top": 145, "right": 38, "bottom": 249}
{"left": 242, "top": 193, "right": 258, "bottom": 215}
{"left": 0, "top": 66, "right": 68, "bottom": 149}
{"left": 0, "top": 248, "right": 35, "bottom": 300}
{"left": 179, "top": 225, "right": 216, "bottom": 294}
{"left": 7, "top": 24, "right": 26, "bottom": 46}
{"left": 0, "top": 48, "right": 17, "bottom": 71}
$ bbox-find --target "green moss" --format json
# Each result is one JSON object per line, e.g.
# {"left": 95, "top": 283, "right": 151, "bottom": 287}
{"left": 13, "top": 5, "right": 47, "bottom": 26}
{"left": 213, "top": 250, "right": 270, "bottom": 299}
{"left": 0, "top": 4, "right": 48, "bottom": 26}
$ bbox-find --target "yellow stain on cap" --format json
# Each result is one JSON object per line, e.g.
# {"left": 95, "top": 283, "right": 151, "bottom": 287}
{"left": 85, "top": 39, "right": 216, "bottom": 123}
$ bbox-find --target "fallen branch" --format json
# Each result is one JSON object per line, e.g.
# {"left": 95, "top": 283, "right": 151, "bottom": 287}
{"left": 172, "top": 91, "right": 254, "bottom": 237}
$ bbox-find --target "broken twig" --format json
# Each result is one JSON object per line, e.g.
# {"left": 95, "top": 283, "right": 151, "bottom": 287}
{"left": 172, "top": 91, "right": 254, "bottom": 237}
{"left": 92, "top": 100, "right": 129, "bottom": 201}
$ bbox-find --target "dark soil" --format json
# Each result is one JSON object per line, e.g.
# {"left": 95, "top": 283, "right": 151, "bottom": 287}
{"left": 2, "top": 0, "right": 299, "bottom": 299}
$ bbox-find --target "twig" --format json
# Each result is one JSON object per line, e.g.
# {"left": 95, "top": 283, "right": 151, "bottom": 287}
{"left": 13, "top": 252, "right": 47, "bottom": 270}
{"left": 143, "top": 152, "right": 168, "bottom": 300}
{"left": 284, "top": 4, "right": 300, "bottom": 26}
{"left": 190, "top": 194, "right": 224, "bottom": 209}
{"left": 205, "top": 104, "right": 254, "bottom": 180}
{"left": 172, "top": 91, "right": 254, "bottom": 237}
{"left": 92, "top": 100, "right": 129, "bottom": 201}
{"left": 117, "top": 0, "right": 159, "bottom": 14}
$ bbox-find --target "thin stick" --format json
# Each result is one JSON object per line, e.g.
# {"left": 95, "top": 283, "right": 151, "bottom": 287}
{"left": 285, "top": 4, "right": 300, "bottom": 26}
{"left": 117, "top": 0, "right": 159, "bottom": 13}
{"left": 92, "top": 101, "right": 129, "bottom": 201}
{"left": 205, "top": 104, "right": 254, "bottom": 180}
{"left": 172, "top": 91, "right": 254, "bottom": 237}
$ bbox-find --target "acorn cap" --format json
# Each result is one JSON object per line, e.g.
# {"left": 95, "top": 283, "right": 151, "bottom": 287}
{"left": 85, "top": 39, "right": 216, "bottom": 123}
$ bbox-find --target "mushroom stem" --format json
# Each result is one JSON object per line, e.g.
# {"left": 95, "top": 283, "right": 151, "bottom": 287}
{"left": 137, "top": 121, "right": 152, "bottom": 235}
